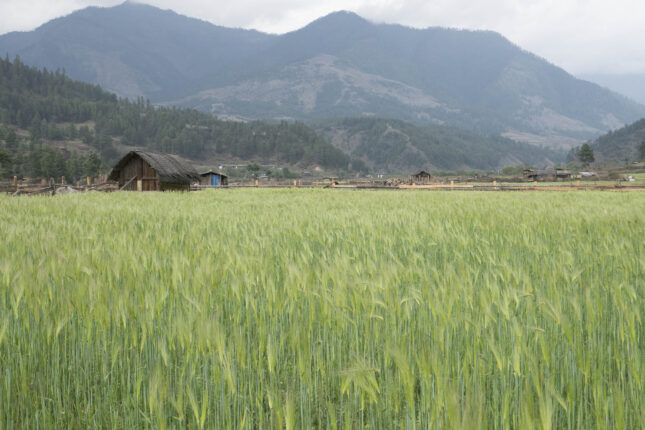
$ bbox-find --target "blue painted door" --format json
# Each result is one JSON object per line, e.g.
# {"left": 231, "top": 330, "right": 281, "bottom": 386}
{"left": 211, "top": 175, "right": 220, "bottom": 186}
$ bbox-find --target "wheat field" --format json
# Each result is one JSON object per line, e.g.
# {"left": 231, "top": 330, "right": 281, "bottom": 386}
{"left": 0, "top": 189, "right": 643, "bottom": 428}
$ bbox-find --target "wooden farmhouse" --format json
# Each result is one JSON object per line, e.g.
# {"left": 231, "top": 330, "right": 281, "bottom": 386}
{"left": 411, "top": 170, "right": 432, "bottom": 184}
{"left": 523, "top": 168, "right": 572, "bottom": 181}
{"left": 200, "top": 170, "right": 229, "bottom": 187}
{"left": 555, "top": 169, "right": 572, "bottom": 180}
{"left": 108, "top": 150, "right": 200, "bottom": 191}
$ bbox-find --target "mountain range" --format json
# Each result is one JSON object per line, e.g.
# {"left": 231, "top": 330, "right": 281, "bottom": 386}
{"left": 1, "top": 2, "right": 644, "bottom": 153}
{"left": 1, "top": 55, "right": 561, "bottom": 176}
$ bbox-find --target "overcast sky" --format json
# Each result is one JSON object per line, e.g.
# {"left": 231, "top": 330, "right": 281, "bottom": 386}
{"left": 1, "top": 0, "right": 644, "bottom": 75}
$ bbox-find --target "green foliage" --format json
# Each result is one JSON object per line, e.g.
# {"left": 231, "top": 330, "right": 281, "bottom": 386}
{"left": 246, "top": 163, "right": 260, "bottom": 178}
{"left": 500, "top": 165, "right": 525, "bottom": 175}
{"left": 577, "top": 143, "right": 595, "bottom": 165}
{"left": 0, "top": 149, "right": 11, "bottom": 167}
{"left": 4, "top": 128, "right": 17, "bottom": 151}
{"left": 0, "top": 190, "right": 643, "bottom": 427}
{"left": 84, "top": 152, "right": 103, "bottom": 177}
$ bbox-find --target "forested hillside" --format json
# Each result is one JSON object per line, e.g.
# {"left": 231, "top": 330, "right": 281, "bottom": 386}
{"left": 589, "top": 118, "right": 645, "bottom": 162}
{"left": 0, "top": 56, "right": 352, "bottom": 180}
{"left": 316, "top": 118, "right": 562, "bottom": 171}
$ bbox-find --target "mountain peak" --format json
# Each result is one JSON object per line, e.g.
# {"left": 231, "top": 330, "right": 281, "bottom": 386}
{"left": 303, "top": 10, "right": 371, "bottom": 31}
{"left": 319, "top": 10, "right": 366, "bottom": 21}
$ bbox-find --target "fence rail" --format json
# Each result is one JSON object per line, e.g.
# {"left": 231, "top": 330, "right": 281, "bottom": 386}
{"left": 4, "top": 180, "right": 644, "bottom": 195}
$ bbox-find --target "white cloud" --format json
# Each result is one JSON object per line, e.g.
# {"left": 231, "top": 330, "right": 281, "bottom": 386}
{"left": 1, "top": 0, "right": 644, "bottom": 74}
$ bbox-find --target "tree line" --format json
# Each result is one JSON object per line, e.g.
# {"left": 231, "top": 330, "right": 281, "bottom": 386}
{"left": 0, "top": 56, "right": 355, "bottom": 181}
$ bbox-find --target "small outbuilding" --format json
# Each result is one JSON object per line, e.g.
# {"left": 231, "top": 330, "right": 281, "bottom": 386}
{"left": 411, "top": 170, "right": 432, "bottom": 184}
{"left": 200, "top": 170, "right": 228, "bottom": 187}
{"left": 108, "top": 150, "right": 200, "bottom": 191}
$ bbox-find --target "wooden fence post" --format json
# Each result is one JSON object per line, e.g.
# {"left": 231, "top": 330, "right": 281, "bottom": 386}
{"left": 137, "top": 180, "right": 143, "bottom": 192}
{"left": 87, "top": 176, "right": 91, "bottom": 186}
{"left": 61, "top": 176, "right": 66, "bottom": 185}
{"left": 255, "top": 179, "right": 259, "bottom": 187}
{"left": 13, "top": 176, "right": 18, "bottom": 187}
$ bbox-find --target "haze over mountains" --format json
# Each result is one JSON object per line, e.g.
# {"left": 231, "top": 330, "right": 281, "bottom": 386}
{"left": 1, "top": 1, "right": 644, "bottom": 155}
{"left": 579, "top": 73, "right": 645, "bottom": 106}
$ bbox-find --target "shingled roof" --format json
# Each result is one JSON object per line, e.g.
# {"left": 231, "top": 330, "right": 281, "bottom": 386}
{"left": 108, "top": 151, "right": 200, "bottom": 184}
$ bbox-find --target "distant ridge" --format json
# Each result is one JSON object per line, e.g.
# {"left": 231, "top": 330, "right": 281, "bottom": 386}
{"left": 1, "top": 2, "right": 644, "bottom": 149}
{"left": 589, "top": 118, "right": 645, "bottom": 162}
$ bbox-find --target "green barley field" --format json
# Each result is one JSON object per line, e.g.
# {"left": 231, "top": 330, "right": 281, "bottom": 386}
{"left": 0, "top": 190, "right": 643, "bottom": 429}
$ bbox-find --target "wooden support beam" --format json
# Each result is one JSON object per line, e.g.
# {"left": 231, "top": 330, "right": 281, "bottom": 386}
{"left": 119, "top": 176, "right": 137, "bottom": 191}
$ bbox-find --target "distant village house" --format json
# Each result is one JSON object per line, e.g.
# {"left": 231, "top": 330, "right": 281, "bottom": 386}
{"left": 411, "top": 170, "right": 432, "bottom": 184}
{"left": 200, "top": 170, "right": 228, "bottom": 187}
{"left": 523, "top": 168, "right": 572, "bottom": 181}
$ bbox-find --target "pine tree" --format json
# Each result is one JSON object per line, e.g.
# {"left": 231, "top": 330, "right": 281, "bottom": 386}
{"left": 577, "top": 143, "right": 595, "bottom": 166}
{"left": 5, "top": 129, "right": 18, "bottom": 151}
{"left": 84, "top": 152, "right": 102, "bottom": 177}
{"left": 0, "top": 150, "right": 11, "bottom": 167}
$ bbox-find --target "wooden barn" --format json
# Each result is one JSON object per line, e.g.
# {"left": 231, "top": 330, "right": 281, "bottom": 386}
{"left": 108, "top": 150, "right": 200, "bottom": 191}
{"left": 411, "top": 170, "right": 432, "bottom": 184}
{"left": 200, "top": 170, "right": 228, "bottom": 187}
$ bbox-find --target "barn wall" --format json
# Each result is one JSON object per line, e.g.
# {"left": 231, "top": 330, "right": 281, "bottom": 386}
{"left": 412, "top": 174, "right": 431, "bottom": 184}
{"left": 200, "top": 174, "right": 212, "bottom": 186}
{"left": 118, "top": 157, "right": 159, "bottom": 191}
